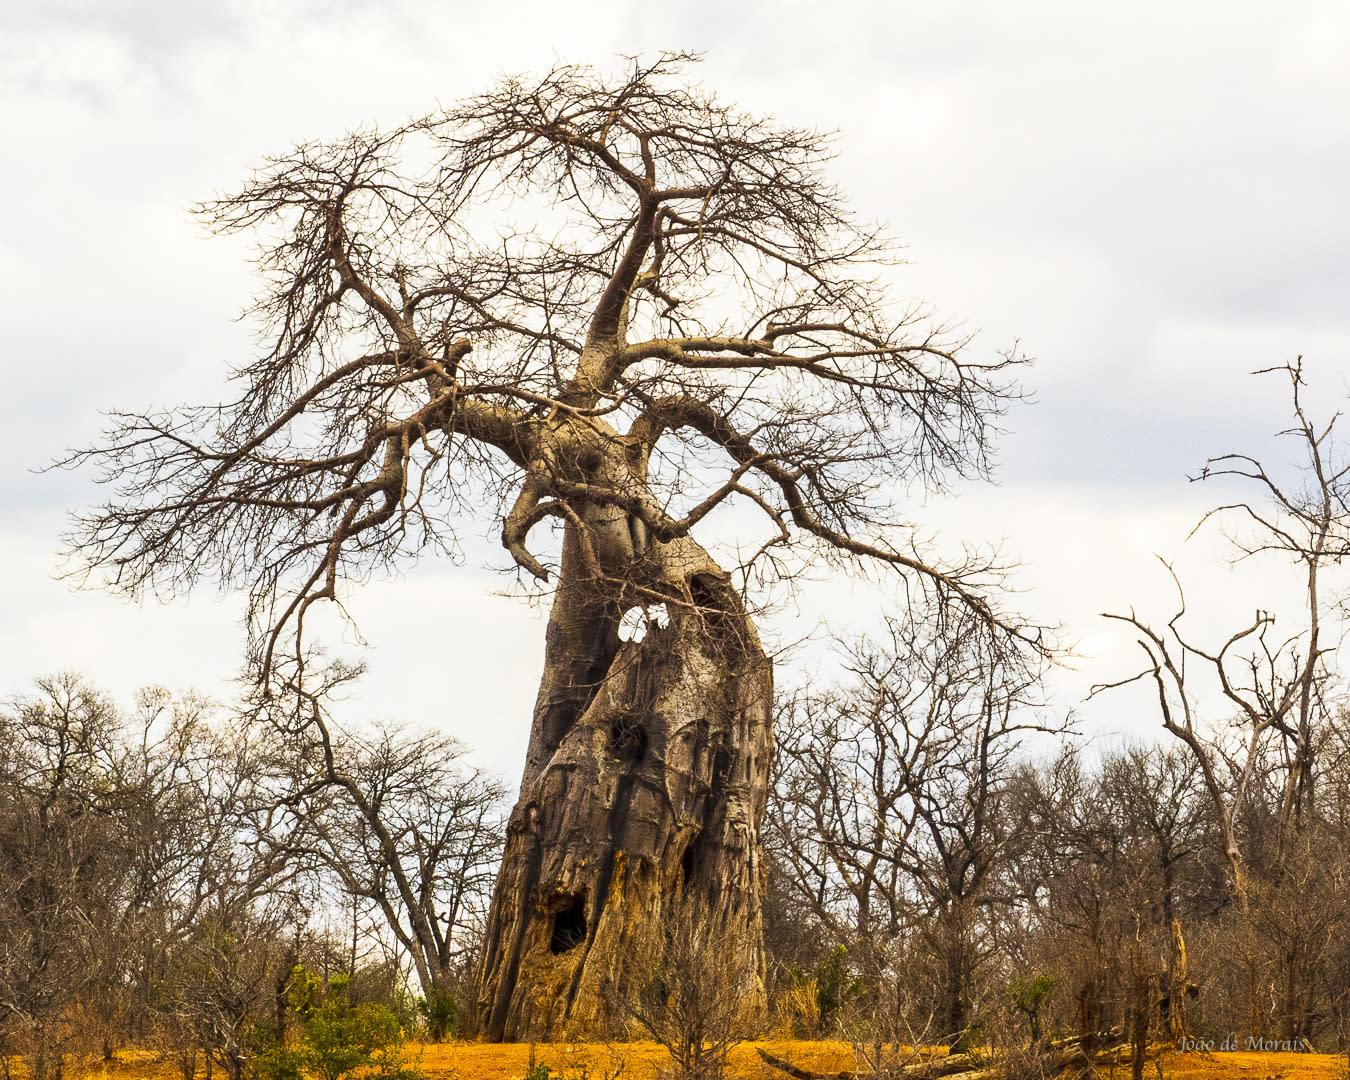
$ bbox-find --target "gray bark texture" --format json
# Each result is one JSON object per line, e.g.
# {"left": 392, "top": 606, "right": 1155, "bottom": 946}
{"left": 475, "top": 525, "right": 772, "bottom": 1040}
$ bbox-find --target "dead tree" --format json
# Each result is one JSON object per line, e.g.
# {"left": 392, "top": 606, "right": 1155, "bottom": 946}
{"left": 771, "top": 605, "right": 1056, "bottom": 1049}
{"left": 274, "top": 710, "right": 506, "bottom": 1015}
{"left": 1094, "top": 361, "right": 1350, "bottom": 901}
{"left": 0, "top": 676, "right": 131, "bottom": 1080}
{"left": 62, "top": 56, "right": 1035, "bottom": 1038}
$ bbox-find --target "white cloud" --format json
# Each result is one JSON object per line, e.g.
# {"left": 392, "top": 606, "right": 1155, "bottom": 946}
{"left": 3, "top": 0, "right": 1350, "bottom": 775}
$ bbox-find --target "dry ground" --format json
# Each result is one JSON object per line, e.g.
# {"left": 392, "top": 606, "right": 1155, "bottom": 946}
{"left": 17, "top": 1041, "right": 1349, "bottom": 1080}
{"left": 1152, "top": 1048, "right": 1346, "bottom": 1080}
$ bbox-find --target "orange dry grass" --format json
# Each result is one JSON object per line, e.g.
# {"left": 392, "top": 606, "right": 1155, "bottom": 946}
{"left": 412, "top": 1042, "right": 1350, "bottom": 1080}
{"left": 19, "top": 1041, "right": 1350, "bottom": 1080}
{"left": 1162, "top": 1049, "right": 1345, "bottom": 1079}
{"left": 397, "top": 1039, "right": 862, "bottom": 1080}
{"left": 3, "top": 1043, "right": 864, "bottom": 1080}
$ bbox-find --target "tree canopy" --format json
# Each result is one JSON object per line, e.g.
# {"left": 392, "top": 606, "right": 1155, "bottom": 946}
{"left": 64, "top": 54, "right": 1030, "bottom": 687}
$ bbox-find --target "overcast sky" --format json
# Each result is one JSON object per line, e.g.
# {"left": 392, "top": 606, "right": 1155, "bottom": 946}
{"left": 3, "top": 1, "right": 1349, "bottom": 782}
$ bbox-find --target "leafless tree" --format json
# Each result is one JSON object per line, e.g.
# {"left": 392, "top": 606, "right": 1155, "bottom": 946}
{"left": 612, "top": 905, "right": 756, "bottom": 1080}
{"left": 140, "top": 724, "right": 318, "bottom": 1079}
{"left": 770, "top": 603, "right": 1055, "bottom": 1050}
{"left": 1098, "top": 746, "right": 1214, "bottom": 1040}
{"left": 0, "top": 676, "right": 133, "bottom": 1080}
{"left": 268, "top": 701, "right": 505, "bottom": 1028}
{"left": 1244, "top": 832, "right": 1350, "bottom": 1042}
{"left": 1095, "top": 361, "right": 1350, "bottom": 899}
{"left": 1008, "top": 745, "right": 1216, "bottom": 1051}
{"left": 157, "top": 906, "right": 303, "bottom": 1080}
{"left": 1007, "top": 749, "right": 1118, "bottom": 1045}
{"left": 113, "top": 688, "right": 314, "bottom": 1047}
{"left": 62, "top": 54, "right": 1037, "bottom": 1038}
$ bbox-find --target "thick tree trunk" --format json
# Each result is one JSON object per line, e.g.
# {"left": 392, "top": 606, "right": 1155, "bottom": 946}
{"left": 940, "top": 941, "right": 970, "bottom": 1050}
{"left": 474, "top": 525, "right": 773, "bottom": 1040}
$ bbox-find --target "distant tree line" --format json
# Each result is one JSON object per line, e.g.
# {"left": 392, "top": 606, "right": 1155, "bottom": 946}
{"left": 762, "top": 364, "right": 1350, "bottom": 1076}
{"left": 0, "top": 674, "right": 503, "bottom": 1080}
{"left": 766, "top": 678, "right": 1350, "bottom": 1060}
{"left": 9, "top": 364, "right": 1350, "bottom": 1080}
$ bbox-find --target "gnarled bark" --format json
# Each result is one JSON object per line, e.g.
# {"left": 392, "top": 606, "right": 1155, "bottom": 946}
{"left": 475, "top": 526, "right": 772, "bottom": 1040}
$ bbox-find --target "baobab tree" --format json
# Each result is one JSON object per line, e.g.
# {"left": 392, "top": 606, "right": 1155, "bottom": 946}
{"left": 63, "top": 55, "right": 1033, "bottom": 1039}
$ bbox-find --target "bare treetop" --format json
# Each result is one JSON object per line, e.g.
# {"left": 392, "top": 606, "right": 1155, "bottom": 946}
{"left": 62, "top": 54, "right": 1028, "bottom": 683}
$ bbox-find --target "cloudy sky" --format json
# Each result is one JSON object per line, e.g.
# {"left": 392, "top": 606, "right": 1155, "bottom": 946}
{"left": 3, "top": 1, "right": 1348, "bottom": 781}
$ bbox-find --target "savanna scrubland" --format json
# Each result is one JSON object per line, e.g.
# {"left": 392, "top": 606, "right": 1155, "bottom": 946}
{"left": 7, "top": 56, "right": 1350, "bottom": 1080}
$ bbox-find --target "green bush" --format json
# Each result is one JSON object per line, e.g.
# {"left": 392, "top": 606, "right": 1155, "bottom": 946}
{"left": 252, "top": 967, "right": 422, "bottom": 1080}
{"left": 812, "top": 944, "right": 858, "bottom": 1028}
{"left": 251, "top": 1044, "right": 305, "bottom": 1080}
{"left": 787, "top": 944, "right": 861, "bottom": 1034}
{"left": 1005, "top": 972, "right": 1059, "bottom": 1047}
{"left": 416, "top": 985, "right": 458, "bottom": 1042}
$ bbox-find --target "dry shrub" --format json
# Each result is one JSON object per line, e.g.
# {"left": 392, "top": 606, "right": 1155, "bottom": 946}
{"left": 612, "top": 905, "right": 761, "bottom": 1080}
